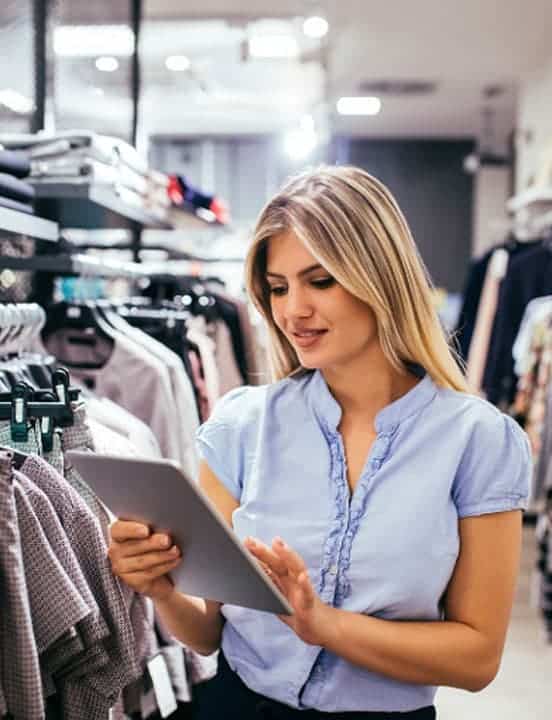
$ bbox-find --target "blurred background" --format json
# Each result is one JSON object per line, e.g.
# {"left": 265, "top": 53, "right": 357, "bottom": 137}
{"left": 1, "top": 2, "right": 552, "bottom": 718}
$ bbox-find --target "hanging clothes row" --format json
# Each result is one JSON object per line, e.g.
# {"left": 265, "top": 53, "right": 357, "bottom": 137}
{"left": 0, "top": 303, "right": 217, "bottom": 720}
{"left": 454, "top": 221, "right": 552, "bottom": 646}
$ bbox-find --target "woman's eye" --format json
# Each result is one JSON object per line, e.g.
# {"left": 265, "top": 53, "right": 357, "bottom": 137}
{"left": 269, "top": 286, "right": 287, "bottom": 296}
{"left": 311, "top": 277, "right": 335, "bottom": 289}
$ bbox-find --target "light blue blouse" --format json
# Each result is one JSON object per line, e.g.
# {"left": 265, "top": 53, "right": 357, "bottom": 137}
{"left": 195, "top": 369, "right": 531, "bottom": 713}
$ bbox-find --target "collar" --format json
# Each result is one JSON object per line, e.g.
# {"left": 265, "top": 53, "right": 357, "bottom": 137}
{"left": 307, "top": 367, "right": 438, "bottom": 434}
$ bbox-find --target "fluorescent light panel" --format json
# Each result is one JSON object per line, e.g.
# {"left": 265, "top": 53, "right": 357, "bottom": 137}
{"left": 249, "top": 34, "right": 299, "bottom": 58}
{"left": 337, "top": 96, "right": 382, "bottom": 116}
{"left": 54, "top": 25, "right": 135, "bottom": 57}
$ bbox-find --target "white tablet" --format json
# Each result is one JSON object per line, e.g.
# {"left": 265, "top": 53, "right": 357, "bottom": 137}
{"left": 66, "top": 451, "right": 293, "bottom": 615}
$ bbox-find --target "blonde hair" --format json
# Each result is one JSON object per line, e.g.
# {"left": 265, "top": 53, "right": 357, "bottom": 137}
{"left": 245, "top": 165, "right": 467, "bottom": 392}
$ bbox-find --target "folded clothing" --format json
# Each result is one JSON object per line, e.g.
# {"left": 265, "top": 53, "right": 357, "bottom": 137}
{"left": 0, "top": 148, "right": 31, "bottom": 178}
{"left": 0, "top": 130, "right": 148, "bottom": 177}
{"left": 0, "top": 195, "right": 34, "bottom": 214}
{"left": 0, "top": 172, "right": 35, "bottom": 203}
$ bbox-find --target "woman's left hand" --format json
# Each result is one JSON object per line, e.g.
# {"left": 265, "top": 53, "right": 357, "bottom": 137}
{"left": 244, "top": 535, "right": 335, "bottom": 646}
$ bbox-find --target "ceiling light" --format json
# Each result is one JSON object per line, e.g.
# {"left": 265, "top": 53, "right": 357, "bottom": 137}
{"left": 165, "top": 55, "right": 191, "bottom": 72}
{"left": 54, "top": 25, "right": 135, "bottom": 57}
{"left": 0, "top": 89, "right": 34, "bottom": 114}
{"left": 249, "top": 35, "right": 299, "bottom": 59}
{"left": 95, "top": 56, "right": 119, "bottom": 73}
{"left": 336, "top": 96, "right": 382, "bottom": 116}
{"left": 303, "top": 16, "right": 329, "bottom": 39}
{"left": 284, "top": 127, "right": 318, "bottom": 160}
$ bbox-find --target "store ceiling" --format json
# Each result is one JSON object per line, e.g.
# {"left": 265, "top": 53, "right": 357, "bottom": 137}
{"left": 1, "top": 0, "right": 552, "bottom": 145}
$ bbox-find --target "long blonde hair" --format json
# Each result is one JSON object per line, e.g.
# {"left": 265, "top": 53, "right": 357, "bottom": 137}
{"left": 245, "top": 165, "right": 467, "bottom": 392}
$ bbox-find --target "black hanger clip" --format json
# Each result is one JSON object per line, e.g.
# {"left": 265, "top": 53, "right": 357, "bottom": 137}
{"left": 37, "top": 391, "right": 56, "bottom": 452}
{"left": 11, "top": 383, "right": 32, "bottom": 443}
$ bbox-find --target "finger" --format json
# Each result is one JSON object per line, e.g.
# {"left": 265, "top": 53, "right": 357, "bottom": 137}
{"left": 119, "top": 557, "right": 181, "bottom": 585}
{"left": 110, "top": 520, "right": 150, "bottom": 542}
{"left": 297, "top": 571, "right": 316, "bottom": 610}
{"left": 113, "top": 546, "right": 180, "bottom": 574}
{"left": 272, "top": 538, "right": 308, "bottom": 576}
{"left": 244, "top": 537, "right": 288, "bottom": 576}
{"left": 110, "top": 533, "right": 172, "bottom": 558}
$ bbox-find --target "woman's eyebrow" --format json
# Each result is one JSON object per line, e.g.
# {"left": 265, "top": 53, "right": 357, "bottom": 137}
{"left": 265, "top": 263, "right": 324, "bottom": 279}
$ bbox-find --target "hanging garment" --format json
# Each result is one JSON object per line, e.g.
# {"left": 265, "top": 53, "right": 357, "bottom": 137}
{"left": 0, "top": 451, "right": 44, "bottom": 720}
{"left": 43, "top": 330, "right": 181, "bottom": 461}
{"left": 466, "top": 248, "right": 509, "bottom": 393}
{"left": 206, "top": 318, "right": 243, "bottom": 395}
{"left": 20, "top": 454, "right": 141, "bottom": 711}
{"left": 512, "top": 296, "right": 552, "bottom": 378}
{"left": 482, "top": 243, "right": 552, "bottom": 406}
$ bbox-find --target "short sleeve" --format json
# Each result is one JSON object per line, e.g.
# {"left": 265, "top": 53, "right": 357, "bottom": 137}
{"left": 452, "top": 410, "right": 532, "bottom": 518}
{"left": 195, "top": 386, "right": 255, "bottom": 500}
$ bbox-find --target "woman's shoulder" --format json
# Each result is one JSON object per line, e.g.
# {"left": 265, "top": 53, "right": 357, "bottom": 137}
{"left": 435, "top": 384, "right": 530, "bottom": 457}
{"left": 206, "top": 374, "right": 308, "bottom": 428}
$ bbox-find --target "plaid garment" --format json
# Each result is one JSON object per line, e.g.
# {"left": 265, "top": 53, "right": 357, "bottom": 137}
{"left": 0, "top": 451, "right": 44, "bottom": 720}
{"left": 20, "top": 454, "right": 141, "bottom": 705}
{"left": 16, "top": 471, "right": 111, "bottom": 675}
{"left": 13, "top": 480, "right": 92, "bottom": 654}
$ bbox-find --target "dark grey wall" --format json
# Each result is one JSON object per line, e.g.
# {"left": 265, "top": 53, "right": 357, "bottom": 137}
{"left": 333, "top": 138, "right": 475, "bottom": 293}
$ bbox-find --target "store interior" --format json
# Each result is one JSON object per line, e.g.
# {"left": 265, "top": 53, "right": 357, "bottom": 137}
{"left": 1, "top": 1, "right": 552, "bottom": 718}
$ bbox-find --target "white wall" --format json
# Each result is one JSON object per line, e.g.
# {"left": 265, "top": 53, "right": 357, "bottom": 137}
{"left": 517, "top": 57, "right": 552, "bottom": 193}
{"left": 472, "top": 166, "right": 511, "bottom": 258}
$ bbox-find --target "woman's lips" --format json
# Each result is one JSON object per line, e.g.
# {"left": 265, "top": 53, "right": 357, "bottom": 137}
{"left": 291, "top": 329, "right": 328, "bottom": 349}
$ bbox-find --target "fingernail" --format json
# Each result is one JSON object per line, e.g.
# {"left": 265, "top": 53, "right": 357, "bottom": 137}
{"left": 138, "top": 526, "right": 149, "bottom": 538}
{"left": 275, "top": 537, "right": 285, "bottom": 548}
{"left": 169, "top": 545, "right": 179, "bottom": 556}
{"left": 160, "top": 535, "right": 170, "bottom": 547}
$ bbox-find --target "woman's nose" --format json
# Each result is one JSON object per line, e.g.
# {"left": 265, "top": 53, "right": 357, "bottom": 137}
{"left": 283, "top": 287, "right": 313, "bottom": 319}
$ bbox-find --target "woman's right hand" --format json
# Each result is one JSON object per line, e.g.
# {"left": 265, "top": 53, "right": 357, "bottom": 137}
{"left": 108, "top": 520, "right": 182, "bottom": 602}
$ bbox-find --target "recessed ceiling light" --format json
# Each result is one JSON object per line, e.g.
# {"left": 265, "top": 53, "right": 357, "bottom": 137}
{"left": 248, "top": 35, "right": 299, "bottom": 59}
{"left": 336, "top": 96, "right": 382, "bottom": 116}
{"left": 54, "top": 25, "right": 135, "bottom": 57}
{"left": 95, "top": 56, "right": 119, "bottom": 73}
{"left": 303, "top": 16, "right": 329, "bottom": 39}
{"left": 165, "top": 55, "right": 191, "bottom": 72}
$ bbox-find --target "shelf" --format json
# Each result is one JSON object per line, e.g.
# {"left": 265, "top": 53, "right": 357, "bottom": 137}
{"left": 31, "top": 182, "right": 173, "bottom": 231}
{"left": 0, "top": 206, "right": 59, "bottom": 241}
{"left": 0, "top": 252, "right": 149, "bottom": 279}
{"left": 507, "top": 188, "right": 552, "bottom": 213}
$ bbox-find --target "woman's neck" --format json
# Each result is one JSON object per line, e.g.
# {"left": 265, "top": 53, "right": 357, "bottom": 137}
{"left": 321, "top": 350, "right": 419, "bottom": 421}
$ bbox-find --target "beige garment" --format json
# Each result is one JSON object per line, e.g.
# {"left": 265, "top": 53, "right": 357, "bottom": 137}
{"left": 44, "top": 329, "right": 181, "bottom": 461}
{"left": 188, "top": 316, "right": 220, "bottom": 406}
{"left": 207, "top": 318, "right": 243, "bottom": 396}
{"left": 86, "top": 397, "right": 162, "bottom": 459}
{"left": 466, "top": 248, "right": 509, "bottom": 394}
{"left": 102, "top": 315, "right": 199, "bottom": 478}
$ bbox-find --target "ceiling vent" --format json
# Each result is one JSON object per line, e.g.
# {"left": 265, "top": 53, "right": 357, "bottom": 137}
{"left": 357, "top": 80, "right": 437, "bottom": 96}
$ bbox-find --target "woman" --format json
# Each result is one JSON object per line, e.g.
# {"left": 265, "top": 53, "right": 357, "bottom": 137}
{"left": 108, "top": 166, "right": 531, "bottom": 719}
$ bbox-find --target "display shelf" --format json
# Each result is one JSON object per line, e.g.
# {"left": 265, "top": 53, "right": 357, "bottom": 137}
{"left": 31, "top": 182, "right": 173, "bottom": 230}
{"left": 0, "top": 252, "right": 149, "bottom": 279}
{"left": 0, "top": 206, "right": 59, "bottom": 241}
{"left": 507, "top": 188, "right": 552, "bottom": 213}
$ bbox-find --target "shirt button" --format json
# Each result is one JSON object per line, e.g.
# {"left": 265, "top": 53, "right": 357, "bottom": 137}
{"left": 329, "top": 564, "right": 338, "bottom": 575}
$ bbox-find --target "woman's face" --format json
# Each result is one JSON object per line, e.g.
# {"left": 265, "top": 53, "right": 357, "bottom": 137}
{"left": 266, "top": 230, "right": 380, "bottom": 372}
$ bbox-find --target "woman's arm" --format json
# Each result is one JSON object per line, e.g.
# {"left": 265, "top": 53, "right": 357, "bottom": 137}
{"left": 246, "top": 509, "right": 523, "bottom": 692}
{"left": 109, "top": 461, "right": 239, "bottom": 655}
